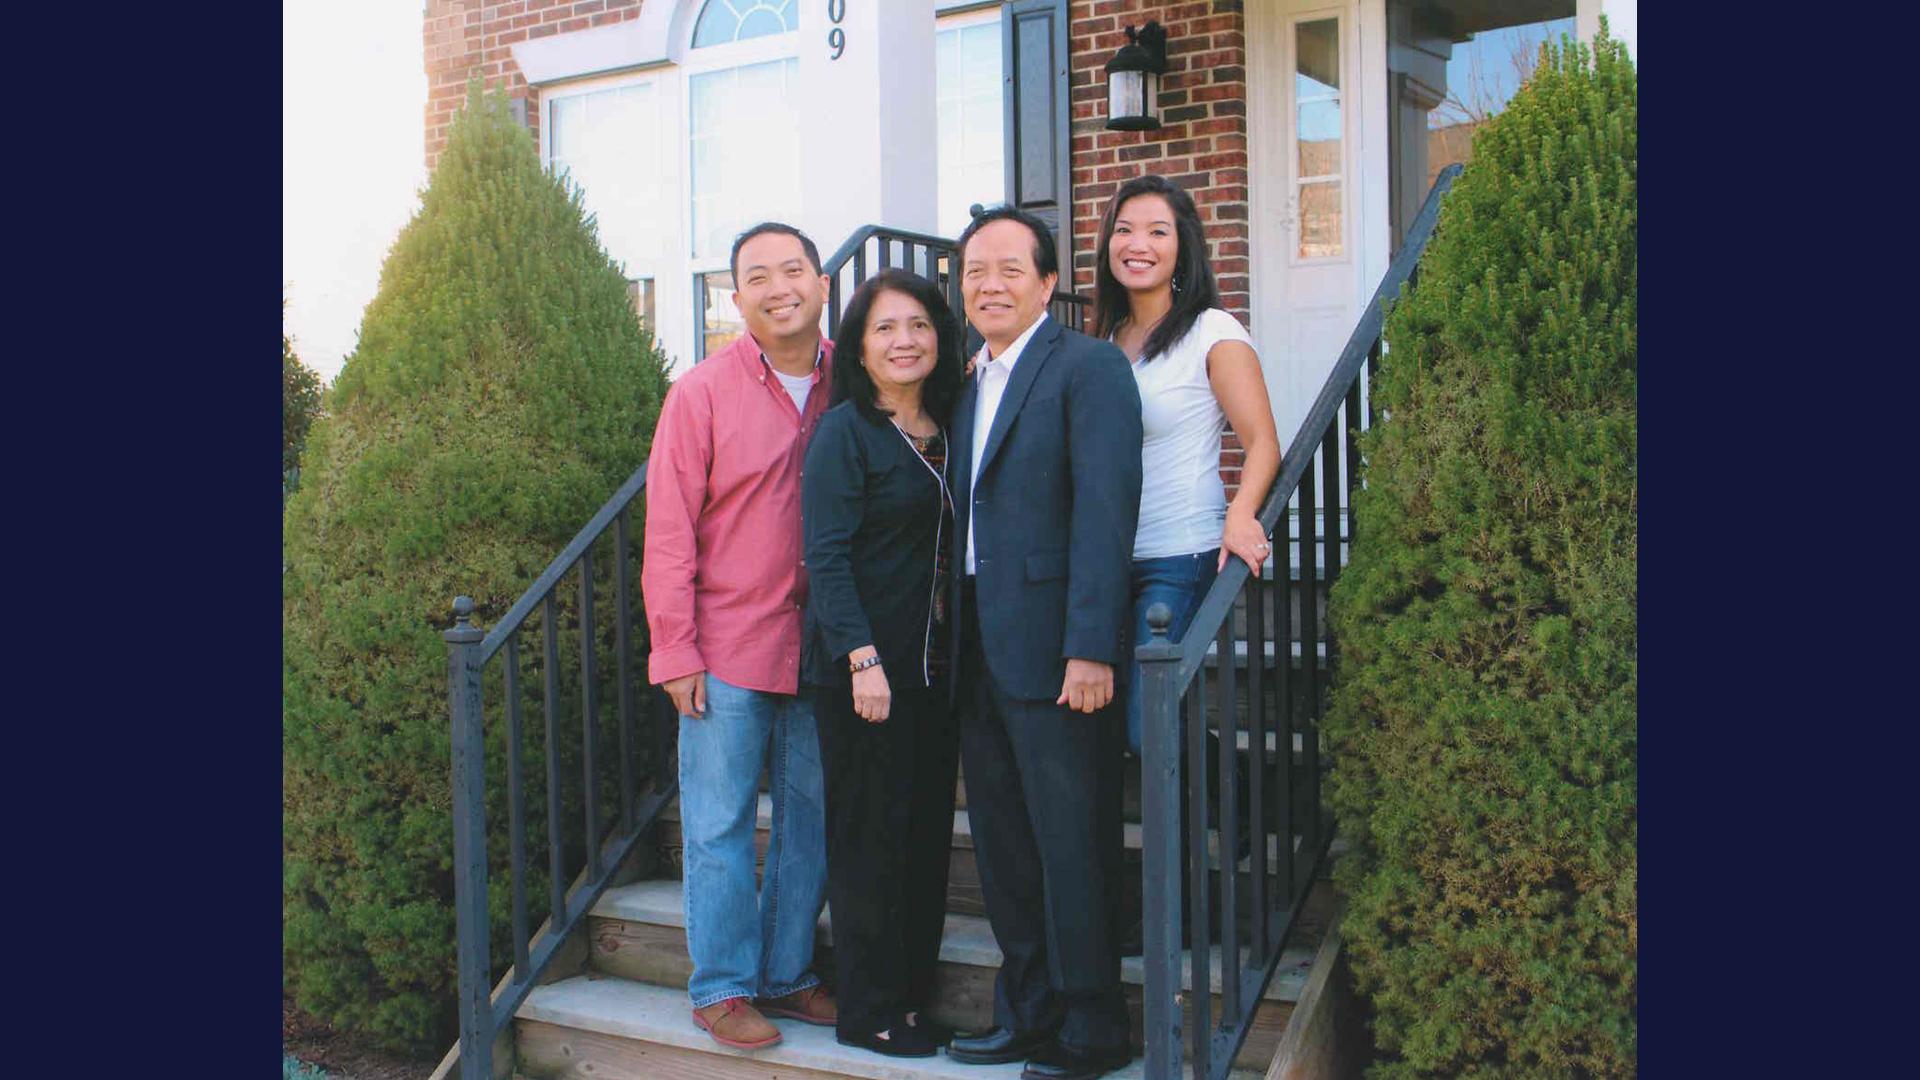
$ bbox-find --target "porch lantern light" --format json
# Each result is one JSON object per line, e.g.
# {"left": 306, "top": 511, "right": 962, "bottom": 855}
{"left": 1104, "top": 21, "right": 1168, "bottom": 131}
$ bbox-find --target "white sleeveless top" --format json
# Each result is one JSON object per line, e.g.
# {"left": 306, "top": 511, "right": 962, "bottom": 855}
{"left": 1125, "top": 308, "right": 1254, "bottom": 560}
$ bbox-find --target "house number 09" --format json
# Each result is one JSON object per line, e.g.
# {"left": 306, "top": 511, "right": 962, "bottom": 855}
{"left": 827, "top": 0, "right": 846, "bottom": 60}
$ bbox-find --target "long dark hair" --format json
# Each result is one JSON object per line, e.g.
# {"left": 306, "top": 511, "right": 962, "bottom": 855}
{"left": 1090, "top": 173, "right": 1219, "bottom": 362}
{"left": 830, "top": 269, "right": 966, "bottom": 427}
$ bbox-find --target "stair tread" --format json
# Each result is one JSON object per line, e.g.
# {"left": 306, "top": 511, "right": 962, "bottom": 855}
{"left": 593, "top": 879, "right": 1316, "bottom": 1002}
{"left": 519, "top": 974, "right": 1262, "bottom": 1080}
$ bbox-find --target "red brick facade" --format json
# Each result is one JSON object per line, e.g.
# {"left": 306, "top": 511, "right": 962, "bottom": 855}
{"left": 423, "top": 0, "right": 647, "bottom": 170}
{"left": 1067, "top": 0, "right": 1252, "bottom": 494}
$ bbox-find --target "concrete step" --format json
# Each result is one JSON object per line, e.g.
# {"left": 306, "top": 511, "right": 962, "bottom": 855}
{"left": 516, "top": 974, "right": 1265, "bottom": 1079}
{"left": 586, "top": 876, "right": 1337, "bottom": 1070}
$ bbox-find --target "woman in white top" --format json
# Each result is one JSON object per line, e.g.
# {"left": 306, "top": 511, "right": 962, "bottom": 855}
{"left": 1091, "top": 173, "right": 1282, "bottom": 761}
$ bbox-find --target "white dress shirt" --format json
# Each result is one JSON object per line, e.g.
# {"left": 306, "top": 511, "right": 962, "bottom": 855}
{"left": 966, "top": 312, "right": 1050, "bottom": 575}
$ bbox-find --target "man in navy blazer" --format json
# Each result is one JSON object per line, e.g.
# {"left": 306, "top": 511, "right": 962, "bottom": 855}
{"left": 943, "top": 206, "right": 1142, "bottom": 1080}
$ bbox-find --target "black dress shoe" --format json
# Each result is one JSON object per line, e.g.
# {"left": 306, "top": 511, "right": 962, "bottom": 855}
{"left": 1020, "top": 1039, "right": 1132, "bottom": 1080}
{"left": 947, "top": 1025, "right": 1057, "bottom": 1065}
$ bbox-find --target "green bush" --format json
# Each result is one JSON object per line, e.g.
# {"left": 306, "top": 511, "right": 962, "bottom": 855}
{"left": 284, "top": 303, "right": 324, "bottom": 492}
{"left": 1322, "top": 27, "right": 1635, "bottom": 1078}
{"left": 283, "top": 82, "right": 671, "bottom": 1055}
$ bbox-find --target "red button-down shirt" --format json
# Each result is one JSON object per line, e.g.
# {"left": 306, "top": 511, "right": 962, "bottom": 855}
{"left": 642, "top": 331, "right": 833, "bottom": 695}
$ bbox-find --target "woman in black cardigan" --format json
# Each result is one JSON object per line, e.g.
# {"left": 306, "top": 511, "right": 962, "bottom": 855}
{"left": 802, "top": 269, "right": 966, "bottom": 1058}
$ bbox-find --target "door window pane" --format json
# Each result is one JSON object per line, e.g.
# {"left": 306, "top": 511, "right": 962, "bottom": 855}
{"left": 937, "top": 18, "right": 1005, "bottom": 238}
{"left": 689, "top": 58, "right": 801, "bottom": 259}
{"left": 1298, "top": 181, "right": 1342, "bottom": 259}
{"left": 1294, "top": 18, "right": 1342, "bottom": 259}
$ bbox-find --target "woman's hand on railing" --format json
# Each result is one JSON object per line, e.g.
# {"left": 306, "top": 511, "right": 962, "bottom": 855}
{"left": 850, "top": 647, "right": 891, "bottom": 723}
{"left": 664, "top": 671, "right": 706, "bottom": 719}
{"left": 1220, "top": 508, "right": 1271, "bottom": 574}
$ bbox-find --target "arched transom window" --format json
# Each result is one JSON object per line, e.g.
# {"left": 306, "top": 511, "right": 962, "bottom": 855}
{"left": 692, "top": 0, "right": 797, "bottom": 48}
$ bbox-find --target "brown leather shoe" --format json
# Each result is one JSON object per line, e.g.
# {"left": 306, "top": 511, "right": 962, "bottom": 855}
{"left": 692, "top": 997, "right": 782, "bottom": 1049}
{"left": 755, "top": 984, "right": 838, "bottom": 1026}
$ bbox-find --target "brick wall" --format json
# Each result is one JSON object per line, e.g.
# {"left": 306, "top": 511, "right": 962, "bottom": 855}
{"left": 423, "top": 0, "right": 646, "bottom": 170}
{"left": 1067, "top": 0, "right": 1252, "bottom": 495}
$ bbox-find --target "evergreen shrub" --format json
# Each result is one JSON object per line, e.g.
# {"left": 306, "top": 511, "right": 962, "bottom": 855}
{"left": 283, "top": 83, "right": 671, "bottom": 1055}
{"left": 284, "top": 305, "right": 324, "bottom": 491}
{"left": 1322, "top": 27, "right": 1636, "bottom": 1078}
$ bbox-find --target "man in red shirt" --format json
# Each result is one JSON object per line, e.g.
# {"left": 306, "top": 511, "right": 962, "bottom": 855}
{"left": 642, "top": 222, "right": 838, "bottom": 1050}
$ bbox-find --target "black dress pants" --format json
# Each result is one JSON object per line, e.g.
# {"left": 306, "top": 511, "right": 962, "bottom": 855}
{"left": 814, "top": 679, "right": 960, "bottom": 1038}
{"left": 956, "top": 583, "right": 1130, "bottom": 1053}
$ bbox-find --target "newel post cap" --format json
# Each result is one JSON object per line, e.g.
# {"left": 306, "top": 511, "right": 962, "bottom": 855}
{"left": 444, "top": 596, "right": 484, "bottom": 644}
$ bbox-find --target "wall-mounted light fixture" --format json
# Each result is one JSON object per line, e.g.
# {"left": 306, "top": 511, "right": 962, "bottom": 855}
{"left": 1104, "top": 21, "right": 1168, "bottom": 131}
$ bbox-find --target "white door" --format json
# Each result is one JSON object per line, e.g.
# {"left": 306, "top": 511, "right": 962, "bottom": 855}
{"left": 1247, "top": 0, "right": 1384, "bottom": 453}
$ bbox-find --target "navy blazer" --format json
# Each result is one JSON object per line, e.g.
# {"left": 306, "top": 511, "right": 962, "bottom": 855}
{"left": 947, "top": 315, "right": 1144, "bottom": 702}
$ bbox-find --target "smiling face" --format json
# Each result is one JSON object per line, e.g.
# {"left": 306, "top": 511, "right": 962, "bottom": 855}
{"left": 961, "top": 218, "right": 1058, "bottom": 354}
{"left": 732, "top": 231, "right": 828, "bottom": 348}
{"left": 1108, "top": 192, "right": 1178, "bottom": 294}
{"left": 860, "top": 289, "right": 939, "bottom": 395}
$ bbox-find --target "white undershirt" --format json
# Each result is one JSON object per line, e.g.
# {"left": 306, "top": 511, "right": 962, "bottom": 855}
{"left": 772, "top": 365, "right": 813, "bottom": 415}
{"left": 966, "top": 312, "right": 1049, "bottom": 575}
{"left": 1126, "top": 308, "right": 1256, "bottom": 559}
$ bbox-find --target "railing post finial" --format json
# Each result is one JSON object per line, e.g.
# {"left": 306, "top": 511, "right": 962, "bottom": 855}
{"left": 446, "top": 596, "right": 483, "bottom": 644}
{"left": 1145, "top": 602, "right": 1173, "bottom": 643}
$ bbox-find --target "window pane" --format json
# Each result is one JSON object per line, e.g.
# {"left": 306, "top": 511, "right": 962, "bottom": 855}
{"left": 936, "top": 19, "right": 1006, "bottom": 239}
{"left": 551, "top": 95, "right": 585, "bottom": 160}
{"left": 738, "top": 9, "right": 786, "bottom": 40}
{"left": 692, "top": 0, "right": 797, "bottom": 48}
{"left": 1296, "top": 18, "right": 1339, "bottom": 95}
{"left": 1298, "top": 180, "right": 1342, "bottom": 259}
{"left": 629, "top": 278, "right": 656, "bottom": 333}
{"left": 546, "top": 83, "right": 661, "bottom": 273}
{"left": 961, "top": 23, "right": 999, "bottom": 87}
{"left": 691, "top": 0, "right": 738, "bottom": 47}
{"left": 700, "top": 271, "right": 744, "bottom": 359}
{"left": 690, "top": 58, "right": 800, "bottom": 258}
{"left": 1297, "top": 98, "right": 1341, "bottom": 179}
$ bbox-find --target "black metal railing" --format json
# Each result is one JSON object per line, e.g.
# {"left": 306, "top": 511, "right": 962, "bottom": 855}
{"left": 444, "top": 221, "right": 1090, "bottom": 1079}
{"left": 822, "top": 223, "right": 1089, "bottom": 338}
{"left": 1133, "top": 163, "right": 1462, "bottom": 1080}
{"left": 442, "top": 462, "right": 677, "bottom": 1080}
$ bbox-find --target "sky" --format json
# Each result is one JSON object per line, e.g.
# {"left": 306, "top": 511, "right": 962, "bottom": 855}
{"left": 284, "top": 0, "right": 428, "bottom": 383}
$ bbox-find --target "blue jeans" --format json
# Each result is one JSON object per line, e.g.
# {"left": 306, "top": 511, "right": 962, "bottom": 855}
{"left": 1125, "top": 550, "right": 1219, "bottom": 757}
{"left": 677, "top": 672, "right": 828, "bottom": 1008}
